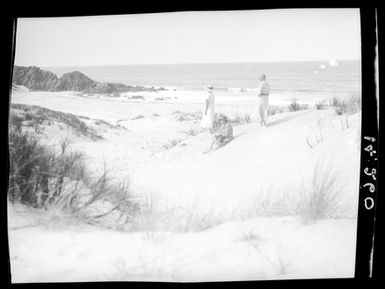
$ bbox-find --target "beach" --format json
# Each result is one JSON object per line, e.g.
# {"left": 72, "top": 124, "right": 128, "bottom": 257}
{"left": 8, "top": 86, "right": 361, "bottom": 282}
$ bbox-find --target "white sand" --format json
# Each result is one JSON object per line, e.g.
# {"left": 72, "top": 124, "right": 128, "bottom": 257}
{"left": 8, "top": 89, "right": 361, "bottom": 282}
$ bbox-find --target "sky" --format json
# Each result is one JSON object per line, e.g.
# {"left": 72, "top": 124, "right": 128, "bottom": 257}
{"left": 14, "top": 9, "right": 361, "bottom": 66}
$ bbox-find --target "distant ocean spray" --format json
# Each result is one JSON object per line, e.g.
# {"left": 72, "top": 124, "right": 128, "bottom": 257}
{"left": 44, "top": 60, "right": 361, "bottom": 95}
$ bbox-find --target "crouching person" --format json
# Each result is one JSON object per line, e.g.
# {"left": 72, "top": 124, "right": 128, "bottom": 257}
{"left": 204, "top": 113, "right": 233, "bottom": 152}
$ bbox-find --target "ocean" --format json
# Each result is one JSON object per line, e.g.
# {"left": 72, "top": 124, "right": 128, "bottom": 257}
{"left": 44, "top": 60, "right": 361, "bottom": 99}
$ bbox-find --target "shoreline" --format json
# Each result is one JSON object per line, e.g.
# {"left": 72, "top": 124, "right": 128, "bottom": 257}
{"left": 12, "top": 85, "right": 358, "bottom": 106}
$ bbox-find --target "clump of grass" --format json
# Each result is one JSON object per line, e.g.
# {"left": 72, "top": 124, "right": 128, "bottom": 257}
{"left": 244, "top": 114, "right": 252, "bottom": 123}
{"left": 331, "top": 92, "right": 361, "bottom": 116}
{"left": 228, "top": 113, "right": 252, "bottom": 125}
{"left": 267, "top": 105, "right": 285, "bottom": 116}
{"left": 292, "top": 161, "right": 340, "bottom": 224}
{"left": 334, "top": 103, "right": 347, "bottom": 116}
{"left": 287, "top": 98, "right": 308, "bottom": 112}
{"left": 329, "top": 95, "right": 340, "bottom": 107}
{"left": 315, "top": 99, "right": 326, "bottom": 110}
{"left": 288, "top": 98, "right": 301, "bottom": 112}
{"left": 8, "top": 120, "right": 138, "bottom": 227}
{"left": 268, "top": 106, "right": 277, "bottom": 116}
{"left": 229, "top": 113, "right": 242, "bottom": 125}
{"left": 244, "top": 160, "right": 342, "bottom": 224}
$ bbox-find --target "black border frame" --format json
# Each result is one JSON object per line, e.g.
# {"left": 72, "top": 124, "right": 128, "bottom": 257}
{"left": 2, "top": 2, "right": 381, "bottom": 288}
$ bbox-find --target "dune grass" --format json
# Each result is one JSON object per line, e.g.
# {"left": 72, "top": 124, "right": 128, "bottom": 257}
{"left": 11, "top": 103, "right": 102, "bottom": 140}
{"left": 8, "top": 117, "right": 138, "bottom": 227}
{"left": 315, "top": 99, "right": 326, "bottom": 110}
{"left": 287, "top": 98, "right": 308, "bottom": 112}
{"left": 228, "top": 113, "right": 252, "bottom": 125}
{"left": 291, "top": 161, "right": 341, "bottom": 224}
{"left": 268, "top": 105, "right": 285, "bottom": 116}
{"left": 330, "top": 92, "right": 361, "bottom": 116}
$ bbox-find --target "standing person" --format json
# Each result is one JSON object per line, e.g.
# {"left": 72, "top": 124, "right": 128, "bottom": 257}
{"left": 256, "top": 74, "right": 270, "bottom": 127}
{"left": 201, "top": 85, "right": 215, "bottom": 133}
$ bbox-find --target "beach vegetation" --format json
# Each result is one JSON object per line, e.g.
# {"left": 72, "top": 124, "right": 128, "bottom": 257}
{"left": 8, "top": 120, "right": 138, "bottom": 226}
{"left": 291, "top": 162, "right": 340, "bottom": 224}
{"left": 288, "top": 98, "right": 301, "bottom": 112}
{"left": 287, "top": 98, "right": 309, "bottom": 112}
{"left": 330, "top": 92, "right": 361, "bottom": 116}
{"left": 268, "top": 105, "right": 285, "bottom": 116}
{"left": 315, "top": 99, "right": 326, "bottom": 110}
{"left": 10, "top": 104, "right": 102, "bottom": 140}
{"left": 228, "top": 113, "right": 252, "bottom": 125}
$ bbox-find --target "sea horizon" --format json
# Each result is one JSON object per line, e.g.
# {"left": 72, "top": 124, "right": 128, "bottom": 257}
{"left": 33, "top": 58, "right": 360, "bottom": 68}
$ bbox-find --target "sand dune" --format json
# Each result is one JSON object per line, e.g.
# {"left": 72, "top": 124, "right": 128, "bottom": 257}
{"left": 8, "top": 90, "right": 361, "bottom": 282}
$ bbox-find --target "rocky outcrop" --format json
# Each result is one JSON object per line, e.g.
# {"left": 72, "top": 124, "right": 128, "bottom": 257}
{"left": 13, "top": 66, "right": 59, "bottom": 91}
{"left": 56, "top": 71, "right": 96, "bottom": 91}
{"left": 86, "top": 82, "right": 139, "bottom": 94}
{"left": 12, "top": 65, "right": 159, "bottom": 94}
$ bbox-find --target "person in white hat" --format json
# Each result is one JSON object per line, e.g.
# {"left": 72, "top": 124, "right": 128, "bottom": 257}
{"left": 204, "top": 113, "right": 233, "bottom": 152}
{"left": 256, "top": 74, "right": 270, "bottom": 127}
{"left": 201, "top": 85, "right": 216, "bottom": 133}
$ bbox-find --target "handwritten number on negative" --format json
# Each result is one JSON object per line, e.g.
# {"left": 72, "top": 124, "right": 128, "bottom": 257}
{"left": 364, "top": 136, "right": 376, "bottom": 142}
{"left": 364, "top": 168, "right": 377, "bottom": 181}
{"left": 364, "top": 144, "right": 376, "bottom": 157}
{"left": 363, "top": 183, "right": 375, "bottom": 193}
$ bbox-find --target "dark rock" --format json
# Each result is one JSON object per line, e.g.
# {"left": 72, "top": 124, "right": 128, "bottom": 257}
{"left": 12, "top": 65, "right": 158, "bottom": 94}
{"left": 13, "top": 66, "right": 59, "bottom": 91}
{"left": 56, "top": 71, "right": 96, "bottom": 91}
